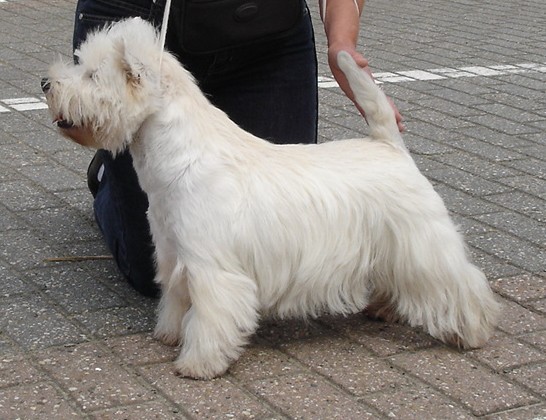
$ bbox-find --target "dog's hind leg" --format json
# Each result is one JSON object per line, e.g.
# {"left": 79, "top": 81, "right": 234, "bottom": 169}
{"left": 175, "top": 266, "right": 259, "bottom": 379}
{"left": 373, "top": 216, "right": 500, "bottom": 349}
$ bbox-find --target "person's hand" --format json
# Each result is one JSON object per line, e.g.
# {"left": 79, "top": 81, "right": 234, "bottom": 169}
{"left": 327, "top": 44, "right": 404, "bottom": 132}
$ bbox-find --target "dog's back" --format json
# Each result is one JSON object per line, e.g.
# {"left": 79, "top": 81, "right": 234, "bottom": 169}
{"left": 336, "top": 51, "right": 406, "bottom": 152}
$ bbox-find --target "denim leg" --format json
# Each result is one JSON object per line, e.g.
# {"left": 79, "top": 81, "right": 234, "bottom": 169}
{"left": 93, "top": 152, "right": 158, "bottom": 296}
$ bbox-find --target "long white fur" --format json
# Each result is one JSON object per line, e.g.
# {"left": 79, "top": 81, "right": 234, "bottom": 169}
{"left": 45, "top": 18, "right": 500, "bottom": 380}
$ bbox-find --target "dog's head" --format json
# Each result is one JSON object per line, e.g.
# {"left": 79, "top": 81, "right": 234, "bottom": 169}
{"left": 42, "top": 18, "right": 163, "bottom": 154}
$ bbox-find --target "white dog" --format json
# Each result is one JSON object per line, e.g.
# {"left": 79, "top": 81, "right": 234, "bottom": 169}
{"left": 43, "top": 18, "right": 499, "bottom": 379}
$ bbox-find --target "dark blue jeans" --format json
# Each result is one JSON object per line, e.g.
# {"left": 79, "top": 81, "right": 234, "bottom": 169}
{"left": 74, "top": 0, "right": 318, "bottom": 296}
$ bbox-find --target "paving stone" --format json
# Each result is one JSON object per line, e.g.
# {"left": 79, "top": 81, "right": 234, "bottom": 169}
{"left": 0, "top": 335, "right": 21, "bottom": 358}
{"left": 447, "top": 135, "right": 527, "bottom": 162}
{"left": 0, "top": 179, "right": 65, "bottom": 212}
{"left": 247, "top": 371, "right": 377, "bottom": 419}
{"left": 74, "top": 306, "right": 155, "bottom": 339}
{"left": 139, "top": 363, "right": 277, "bottom": 419}
{"left": 490, "top": 274, "right": 546, "bottom": 303}
{"left": 519, "top": 330, "right": 546, "bottom": 352}
{"left": 484, "top": 404, "right": 546, "bottom": 420}
{"left": 434, "top": 184, "right": 504, "bottom": 216}
{"left": 496, "top": 298, "right": 546, "bottom": 336}
{"left": 506, "top": 363, "right": 546, "bottom": 398}
{"left": 486, "top": 190, "right": 545, "bottom": 222}
{"left": 426, "top": 166, "right": 510, "bottom": 196}
{"left": 474, "top": 103, "right": 542, "bottom": 123}
{"left": 0, "top": 229, "right": 56, "bottom": 271}
{"left": 54, "top": 187, "right": 96, "bottom": 216}
{"left": 469, "top": 249, "right": 526, "bottom": 280}
{"left": 465, "top": 115, "right": 539, "bottom": 136}
{"left": 37, "top": 342, "right": 156, "bottom": 412}
{"left": 390, "top": 348, "right": 540, "bottom": 416}
{"left": 410, "top": 108, "right": 477, "bottom": 129}
{"left": 528, "top": 298, "right": 546, "bottom": 314}
{"left": 0, "top": 382, "right": 82, "bottom": 419}
{"left": 469, "top": 334, "right": 546, "bottom": 372}
{"left": 18, "top": 206, "right": 102, "bottom": 243}
{"left": 1, "top": 260, "right": 32, "bottom": 297}
{"left": 229, "top": 343, "right": 302, "bottom": 382}
{"left": 468, "top": 231, "right": 546, "bottom": 273}
{"left": 18, "top": 163, "right": 85, "bottom": 192}
{"left": 104, "top": 333, "right": 179, "bottom": 366}
{"left": 474, "top": 212, "right": 546, "bottom": 247}
{"left": 89, "top": 400, "right": 189, "bottom": 420}
{"left": 281, "top": 335, "right": 413, "bottom": 396}
{"left": 25, "top": 266, "right": 127, "bottom": 314}
{"left": 451, "top": 213, "right": 495, "bottom": 237}
{"left": 405, "top": 122, "right": 459, "bottom": 147}
{"left": 0, "top": 204, "right": 27, "bottom": 231}
{"left": 1, "top": 294, "right": 88, "bottom": 350}
{"left": 501, "top": 157, "right": 546, "bottom": 180}
{"left": 432, "top": 151, "right": 523, "bottom": 179}
{"left": 320, "top": 313, "right": 437, "bottom": 357}
{"left": 363, "top": 382, "right": 474, "bottom": 419}
{"left": 0, "top": 357, "right": 44, "bottom": 388}
{"left": 16, "top": 127, "right": 81, "bottom": 154}
{"left": 406, "top": 133, "right": 455, "bottom": 156}
{"left": 0, "top": 141, "right": 49, "bottom": 167}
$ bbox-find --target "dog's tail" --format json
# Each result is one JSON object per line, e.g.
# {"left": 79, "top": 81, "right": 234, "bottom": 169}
{"left": 336, "top": 51, "right": 406, "bottom": 151}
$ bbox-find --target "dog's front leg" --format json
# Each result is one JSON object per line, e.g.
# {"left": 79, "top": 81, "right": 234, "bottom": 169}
{"left": 174, "top": 267, "right": 259, "bottom": 379}
{"left": 153, "top": 256, "right": 191, "bottom": 346}
{"left": 154, "top": 276, "right": 190, "bottom": 346}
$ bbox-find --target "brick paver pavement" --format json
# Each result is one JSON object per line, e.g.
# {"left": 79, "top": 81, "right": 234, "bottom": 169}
{"left": 1, "top": 0, "right": 545, "bottom": 418}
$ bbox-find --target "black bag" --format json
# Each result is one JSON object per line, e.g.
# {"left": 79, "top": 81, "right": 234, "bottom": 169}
{"left": 178, "top": 0, "right": 303, "bottom": 54}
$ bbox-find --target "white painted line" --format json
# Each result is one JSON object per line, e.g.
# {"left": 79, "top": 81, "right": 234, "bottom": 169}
{"left": 397, "top": 70, "right": 446, "bottom": 81}
{"left": 0, "top": 104, "right": 10, "bottom": 113}
{"left": 459, "top": 66, "right": 505, "bottom": 76}
{"left": 318, "top": 81, "right": 340, "bottom": 88}
{"left": 2, "top": 97, "right": 41, "bottom": 105}
{"left": 516, "top": 63, "right": 540, "bottom": 69}
{"left": 428, "top": 68, "right": 477, "bottom": 78}
{"left": 516, "top": 63, "right": 546, "bottom": 72}
{"left": 0, "top": 97, "right": 49, "bottom": 112}
{"left": 317, "top": 76, "right": 339, "bottom": 88}
{"left": 375, "top": 72, "right": 415, "bottom": 83}
{"left": 318, "top": 61, "right": 545, "bottom": 90}
{"left": 12, "top": 102, "right": 49, "bottom": 111}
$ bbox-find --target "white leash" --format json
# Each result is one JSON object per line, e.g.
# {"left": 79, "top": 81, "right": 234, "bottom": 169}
{"left": 158, "top": 0, "right": 172, "bottom": 70}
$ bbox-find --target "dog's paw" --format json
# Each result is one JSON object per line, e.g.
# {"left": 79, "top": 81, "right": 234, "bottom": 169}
{"left": 173, "top": 354, "right": 229, "bottom": 380}
{"left": 153, "top": 329, "right": 181, "bottom": 347}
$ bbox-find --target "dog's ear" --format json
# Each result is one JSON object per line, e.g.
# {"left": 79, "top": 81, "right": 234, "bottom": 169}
{"left": 114, "top": 37, "right": 145, "bottom": 88}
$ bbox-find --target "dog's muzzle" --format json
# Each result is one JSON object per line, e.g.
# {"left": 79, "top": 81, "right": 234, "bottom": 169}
{"left": 41, "top": 77, "right": 76, "bottom": 129}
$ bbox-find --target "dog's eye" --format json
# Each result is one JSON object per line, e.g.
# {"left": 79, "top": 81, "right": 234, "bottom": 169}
{"left": 86, "top": 71, "right": 97, "bottom": 81}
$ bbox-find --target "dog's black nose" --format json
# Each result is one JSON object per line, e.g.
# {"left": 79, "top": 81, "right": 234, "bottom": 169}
{"left": 41, "top": 77, "right": 51, "bottom": 93}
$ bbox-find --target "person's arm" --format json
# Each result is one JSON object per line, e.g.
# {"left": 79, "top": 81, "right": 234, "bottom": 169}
{"left": 320, "top": 0, "right": 404, "bottom": 131}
